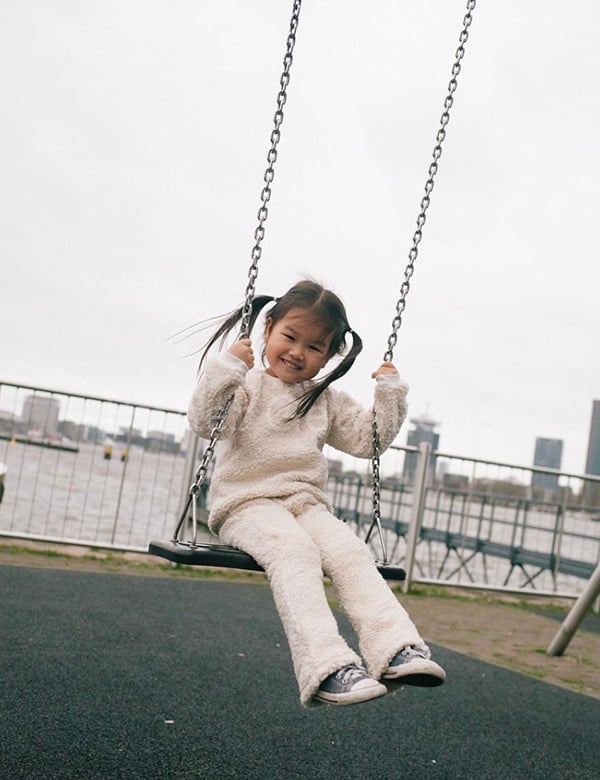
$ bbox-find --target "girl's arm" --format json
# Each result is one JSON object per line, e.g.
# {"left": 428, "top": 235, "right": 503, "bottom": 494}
{"left": 326, "top": 366, "right": 409, "bottom": 458}
{"left": 187, "top": 348, "right": 250, "bottom": 440}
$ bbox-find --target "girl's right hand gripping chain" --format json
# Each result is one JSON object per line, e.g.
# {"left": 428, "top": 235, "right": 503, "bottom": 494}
{"left": 229, "top": 338, "right": 254, "bottom": 369}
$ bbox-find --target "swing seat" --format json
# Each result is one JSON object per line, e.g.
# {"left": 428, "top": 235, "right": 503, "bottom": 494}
{"left": 149, "top": 539, "right": 264, "bottom": 572}
{"left": 148, "top": 539, "right": 406, "bottom": 581}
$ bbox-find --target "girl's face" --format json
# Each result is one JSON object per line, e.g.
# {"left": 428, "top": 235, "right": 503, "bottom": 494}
{"left": 264, "top": 307, "right": 333, "bottom": 383}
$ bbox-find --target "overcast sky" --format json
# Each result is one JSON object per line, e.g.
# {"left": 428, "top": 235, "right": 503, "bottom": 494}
{"left": 1, "top": 0, "right": 598, "bottom": 474}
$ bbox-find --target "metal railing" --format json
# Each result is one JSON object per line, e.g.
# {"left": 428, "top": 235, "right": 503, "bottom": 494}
{"left": 1, "top": 380, "right": 599, "bottom": 600}
{"left": 337, "top": 442, "right": 600, "bottom": 598}
{"left": 0, "top": 381, "right": 192, "bottom": 549}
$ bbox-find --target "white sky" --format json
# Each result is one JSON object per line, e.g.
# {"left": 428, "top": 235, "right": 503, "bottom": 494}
{"left": 1, "top": 0, "right": 598, "bottom": 474}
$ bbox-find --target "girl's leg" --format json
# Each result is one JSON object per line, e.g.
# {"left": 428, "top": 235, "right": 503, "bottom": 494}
{"left": 220, "top": 500, "right": 361, "bottom": 705}
{"left": 297, "top": 503, "right": 429, "bottom": 681}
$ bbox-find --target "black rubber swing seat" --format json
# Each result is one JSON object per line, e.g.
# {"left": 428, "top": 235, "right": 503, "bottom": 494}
{"left": 148, "top": 538, "right": 406, "bottom": 581}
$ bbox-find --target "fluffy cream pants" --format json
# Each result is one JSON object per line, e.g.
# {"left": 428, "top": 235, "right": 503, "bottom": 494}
{"left": 219, "top": 496, "right": 429, "bottom": 705}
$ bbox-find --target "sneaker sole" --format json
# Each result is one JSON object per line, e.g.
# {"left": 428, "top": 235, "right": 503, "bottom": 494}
{"left": 313, "top": 684, "right": 387, "bottom": 706}
{"left": 382, "top": 659, "right": 446, "bottom": 687}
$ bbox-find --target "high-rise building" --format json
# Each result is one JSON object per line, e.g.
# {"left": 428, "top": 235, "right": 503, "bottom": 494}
{"left": 584, "top": 400, "right": 600, "bottom": 476}
{"left": 21, "top": 395, "right": 60, "bottom": 437}
{"left": 583, "top": 400, "right": 600, "bottom": 506}
{"left": 532, "top": 437, "right": 563, "bottom": 490}
{"left": 402, "top": 414, "right": 440, "bottom": 482}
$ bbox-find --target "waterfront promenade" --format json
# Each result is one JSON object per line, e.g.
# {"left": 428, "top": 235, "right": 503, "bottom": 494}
{"left": 2, "top": 561, "right": 599, "bottom": 780}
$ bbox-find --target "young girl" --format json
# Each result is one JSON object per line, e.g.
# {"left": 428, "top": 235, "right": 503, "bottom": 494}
{"left": 188, "top": 279, "right": 445, "bottom": 706}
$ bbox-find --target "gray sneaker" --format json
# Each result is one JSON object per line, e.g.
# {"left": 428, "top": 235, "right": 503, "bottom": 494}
{"left": 314, "top": 664, "right": 387, "bottom": 706}
{"left": 382, "top": 646, "right": 446, "bottom": 686}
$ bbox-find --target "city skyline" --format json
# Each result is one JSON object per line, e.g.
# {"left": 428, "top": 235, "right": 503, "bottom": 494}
{"left": 1, "top": 388, "right": 600, "bottom": 479}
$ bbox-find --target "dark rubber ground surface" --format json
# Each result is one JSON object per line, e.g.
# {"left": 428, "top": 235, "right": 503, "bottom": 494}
{"left": 1, "top": 565, "right": 598, "bottom": 779}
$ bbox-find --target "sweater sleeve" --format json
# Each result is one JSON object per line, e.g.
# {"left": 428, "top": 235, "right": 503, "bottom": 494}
{"left": 187, "top": 353, "right": 250, "bottom": 440}
{"left": 325, "top": 375, "right": 409, "bottom": 458}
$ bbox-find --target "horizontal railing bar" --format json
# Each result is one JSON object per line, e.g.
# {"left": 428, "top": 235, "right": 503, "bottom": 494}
{"left": 390, "top": 444, "right": 600, "bottom": 483}
{"left": 0, "top": 380, "right": 186, "bottom": 417}
{"left": 412, "top": 577, "right": 579, "bottom": 602}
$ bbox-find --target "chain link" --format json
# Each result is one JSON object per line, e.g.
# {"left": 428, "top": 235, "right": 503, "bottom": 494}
{"left": 369, "top": 0, "right": 477, "bottom": 560}
{"left": 173, "top": 395, "right": 235, "bottom": 543}
{"left": 384, "top": 0, "right": 476, "bottom": 364}
{"left": 366, "top": 411, "right": 389, "bottom": 562}
{"left": 176, "top": 1, "right": 303, "bottom": 543}
{"left": 240, "top": 0, "right": 302, "bottom": 338}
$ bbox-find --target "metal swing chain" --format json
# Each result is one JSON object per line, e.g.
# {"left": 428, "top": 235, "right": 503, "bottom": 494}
{"left": 175, "top": 0, "right": 304, "bottom": 546}
{"left": 240, "top": 0, "right": 302, "bottom": 339}
{"left": 367, "top": 0, "right": 477, "bottom": 561}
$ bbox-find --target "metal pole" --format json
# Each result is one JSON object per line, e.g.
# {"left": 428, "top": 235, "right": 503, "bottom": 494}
{"left": 546, "top": 560, "right": 600, "bottom": 656}
{"left": 110, "top": 405, "right": 135, "bottom": 545}
{"left": 403, "top": 441, "right": 431, "bottom": 593}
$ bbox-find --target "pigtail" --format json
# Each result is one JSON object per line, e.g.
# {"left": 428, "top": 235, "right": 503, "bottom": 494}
{"left": 197, "top": 295, "right": 276, "bottom": 373}
{"left": 293, "top": 329, "right": 363, "bottom": 418}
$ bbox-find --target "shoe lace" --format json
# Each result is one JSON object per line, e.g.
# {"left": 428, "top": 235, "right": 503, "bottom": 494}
{"left": 400, "top": 646, "right": 426, "bottom": 660}
{"left": 334, "top": 664, "right": 366, "bottom": 685}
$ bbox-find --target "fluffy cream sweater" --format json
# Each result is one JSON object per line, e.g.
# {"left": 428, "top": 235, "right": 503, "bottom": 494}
{"left": 188, "top": 353, "right": 409, "bottom": 531}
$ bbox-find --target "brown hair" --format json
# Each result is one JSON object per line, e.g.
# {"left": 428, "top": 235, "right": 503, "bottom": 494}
{"left": 199, "top": 279, "right": 363, "bottom": 417}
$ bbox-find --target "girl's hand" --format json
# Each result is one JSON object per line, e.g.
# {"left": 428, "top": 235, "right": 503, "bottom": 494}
{"left": 371, "top": 361, "right": 398, "bottom": 379}
{"left": 228, "top": 339, "right": 254, "bottom": 369}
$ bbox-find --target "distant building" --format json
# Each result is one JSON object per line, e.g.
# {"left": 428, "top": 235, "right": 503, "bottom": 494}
{"left": 58, "top": 420, "right": 79, "bottom": 441}
{"left": 145, "top": 430, "right": 180, "bottom": 454}
{"left": 583, "top": 400, "right": 600, "bottom": 505}
{"left": 0, "top": 409, "right": 18, "bottom": 434}
{"left": 584, "top": 400, "right": 600, "bottom": 476}
{"left": 326, "top": 458, "right": 343, "bottom": 476}
{"left": 83, "top": 425, "right": 105, "bottom": 443}
{"left": 403, "top": 414, "right": 440, "bottom": 482}
{"left": 532, "top": 437, "right": 563, "bottom": 490}
{"left": 21, "top": 395, "right": 60, "bottom": 437}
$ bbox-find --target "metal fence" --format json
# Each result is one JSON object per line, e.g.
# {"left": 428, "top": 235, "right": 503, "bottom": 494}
{"left": 1, "top": 381, "right": 599, "bottom": 600}
{"left": 0, "top": 381, "right": 192, "bottom": 549}
{"left": 335, "top": 443, "right": 600, "bottom": 598}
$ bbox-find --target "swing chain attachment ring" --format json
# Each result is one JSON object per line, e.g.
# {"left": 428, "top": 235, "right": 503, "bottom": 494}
{"left": 240, "top": 0, "right": 303, "bottom": 339}
{"left": 368, "top": 0, "right": 477, "bottom": 561}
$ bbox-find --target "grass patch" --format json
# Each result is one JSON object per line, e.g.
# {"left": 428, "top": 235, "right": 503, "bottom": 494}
{"left": 558, "top": 677, "right": 586, "bottom": 690}
{"left": 0, "top": 542, "right": 270, "bottom": 584}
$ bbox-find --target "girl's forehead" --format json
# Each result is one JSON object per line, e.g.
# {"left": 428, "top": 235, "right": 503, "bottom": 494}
{"left": 279, "top": 308, "right": 331, "bottom": 339}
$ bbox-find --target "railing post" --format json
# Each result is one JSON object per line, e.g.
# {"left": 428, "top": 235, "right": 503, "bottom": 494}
{"left": 546, "top": 560, "right": 600, "bottom": 656}
{"left": 403, "top": 441, "right": 431, "bottom": 593}
{"left": 110, "top": 404, "right": 135, "bottom": 545}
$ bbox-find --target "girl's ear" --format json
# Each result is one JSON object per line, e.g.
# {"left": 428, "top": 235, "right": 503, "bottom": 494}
{"left": 264, "top": 316, "right": 273, "bottom": 339}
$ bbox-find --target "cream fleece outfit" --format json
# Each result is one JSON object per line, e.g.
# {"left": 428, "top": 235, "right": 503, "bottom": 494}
{"left": 188, "top": 352, "right": 429, "bottom": 705}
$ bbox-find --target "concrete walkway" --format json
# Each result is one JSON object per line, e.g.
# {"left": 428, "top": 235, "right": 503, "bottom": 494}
{"left": 1, "top": 564, "right": 598, "bottom": 779}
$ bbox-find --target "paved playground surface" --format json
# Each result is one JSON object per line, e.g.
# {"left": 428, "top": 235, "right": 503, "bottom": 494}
{"left": 2, "top": 564, "right": 599, "bottom": 779}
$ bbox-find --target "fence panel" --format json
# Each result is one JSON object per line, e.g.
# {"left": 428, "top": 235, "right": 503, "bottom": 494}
{"left": 335, "top": 445, "right": 600, "bottom": 598}
{"left": 0, "top": 382, "right": 190, "bottom": 549}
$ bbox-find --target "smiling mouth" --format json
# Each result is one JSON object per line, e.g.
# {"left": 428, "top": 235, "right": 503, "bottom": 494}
{"left": 281, "top": 358, "right": 301, "bottom": 370}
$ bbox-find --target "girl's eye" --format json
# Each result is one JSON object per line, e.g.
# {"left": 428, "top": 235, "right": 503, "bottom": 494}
{"left": 284, "top": 334, "right": 294, "bottom": 341}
